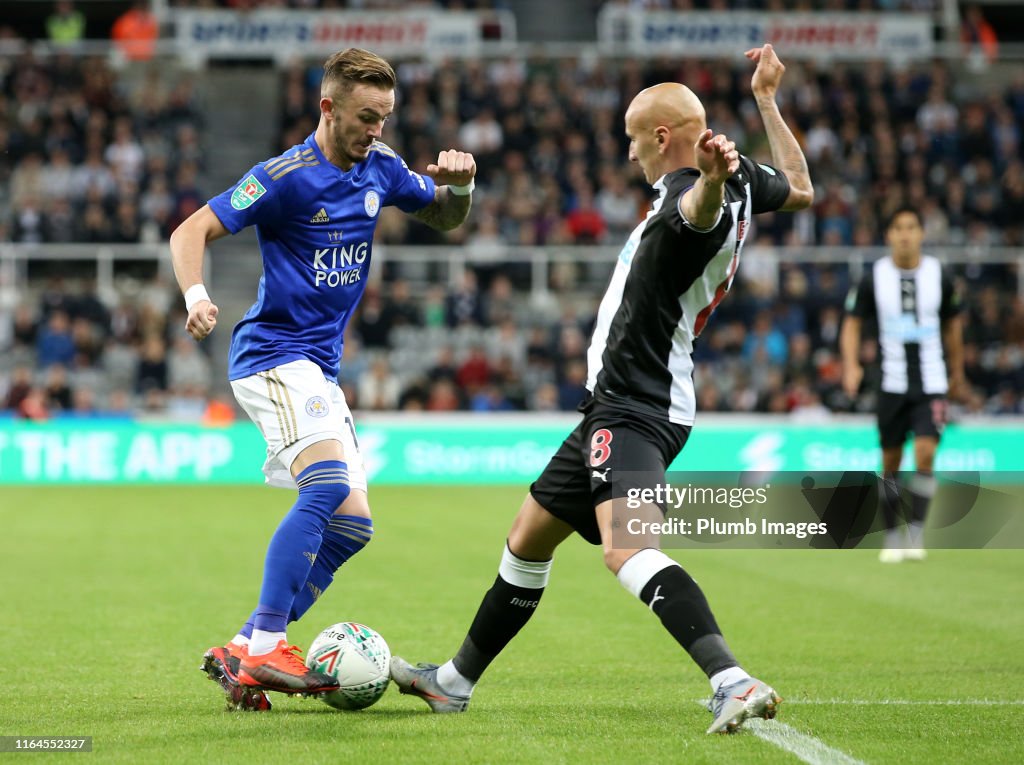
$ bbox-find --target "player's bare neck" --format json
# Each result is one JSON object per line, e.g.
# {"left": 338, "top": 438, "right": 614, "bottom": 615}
{"left": 892, "top": 252, "right": 921, "bottom": 270}
{"left": 324, "top": 144, "right": 355, "bottom": 172}
{"left": 314, "top": 125, "right": 354, "bottom": 172}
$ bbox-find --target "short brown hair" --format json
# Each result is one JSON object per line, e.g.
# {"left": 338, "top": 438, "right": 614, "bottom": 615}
{"left": 321, "top": 48, "right": 396, "bottom": 98}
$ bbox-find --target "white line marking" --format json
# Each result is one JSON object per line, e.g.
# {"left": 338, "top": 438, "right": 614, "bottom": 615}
{"left": 696, "top": 698, "right": 1024, "bottom": 764}
{"left": 745, "top": 719, "right": 867, "bottom": 765}
{"left": 697, "top": 700, "right": 866, "bottom": 765}
{"left": 696, "top": 698, "right": 1024, "bottom": 707}
{"left": 785, "top": 699, "right": 1024, "bottom": 706}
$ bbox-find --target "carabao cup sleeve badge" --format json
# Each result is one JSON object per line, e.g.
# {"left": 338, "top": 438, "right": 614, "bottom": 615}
{"left": 231, "top": 175, "right": 267, "bottom": 210}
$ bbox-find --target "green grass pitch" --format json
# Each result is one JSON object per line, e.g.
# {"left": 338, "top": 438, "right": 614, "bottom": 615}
{"left": 3, "top": 485, "right": 1022, "bottom": 764}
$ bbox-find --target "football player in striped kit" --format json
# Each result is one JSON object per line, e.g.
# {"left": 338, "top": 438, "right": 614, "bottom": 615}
{"left": 390, "top": 44, "right": 814, "bottom": 735}
{"left": 841, "top": 206, "right": 965, "bottom": 563}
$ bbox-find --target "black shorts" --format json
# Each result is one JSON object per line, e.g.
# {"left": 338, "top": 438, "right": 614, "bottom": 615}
{"left": 877, "top": 391, "right": 948, "bottom": 448}
{"left": 530, "top": 398, "right": 691, "bottom": 545}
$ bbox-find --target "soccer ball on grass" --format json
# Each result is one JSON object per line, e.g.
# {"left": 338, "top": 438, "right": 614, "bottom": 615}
{"left": 305, "top": 622, "right": 391, "bottom": 710}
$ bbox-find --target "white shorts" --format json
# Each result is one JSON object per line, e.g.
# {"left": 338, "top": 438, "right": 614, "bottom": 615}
{"left": 230, "top": 359, "right": 367, "bottom": 492}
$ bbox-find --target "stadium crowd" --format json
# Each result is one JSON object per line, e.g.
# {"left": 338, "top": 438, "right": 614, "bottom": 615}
{"left": 1, "top": 42, "right": 1023, "bottom": 419}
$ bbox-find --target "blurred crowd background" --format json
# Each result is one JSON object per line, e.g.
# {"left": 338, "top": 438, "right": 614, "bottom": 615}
{"left": 1, "top": 0, "right": 1022, "bottom": 421}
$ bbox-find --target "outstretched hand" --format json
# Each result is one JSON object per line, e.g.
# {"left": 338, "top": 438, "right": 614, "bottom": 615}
{"left": 694, "top": 129, "right": 739, "bottom": 184}
{"left": 745, "top": 43, "right": 786, "bottom": 98}
{"left": 426, "top": 149, "right": 477, "bottom": 188}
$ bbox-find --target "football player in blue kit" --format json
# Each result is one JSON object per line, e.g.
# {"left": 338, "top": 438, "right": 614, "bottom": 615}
{"left": 170, "top": 47, "right": 475, "bottom": 710}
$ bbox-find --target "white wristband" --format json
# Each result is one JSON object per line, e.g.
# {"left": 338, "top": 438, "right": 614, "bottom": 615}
{"left": 184, "top": 284, "right": 211, "bottom": 312}
{"left": 448, "top": 179, "right": 475, "bottom": 196}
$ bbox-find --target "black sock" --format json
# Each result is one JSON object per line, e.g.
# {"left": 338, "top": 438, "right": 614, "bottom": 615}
{"left": 880, "top": 471, "right": 903, "bottom": 530}
{"left": 452, "top": 545, "right": 551, "bottom": 682}
{"left": 639, "top": 565, "right": 737, "bottom": 677}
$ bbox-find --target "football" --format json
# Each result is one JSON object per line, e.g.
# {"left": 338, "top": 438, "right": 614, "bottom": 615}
{"left": 305, "top": 622, "right": 391, "bottom": 710}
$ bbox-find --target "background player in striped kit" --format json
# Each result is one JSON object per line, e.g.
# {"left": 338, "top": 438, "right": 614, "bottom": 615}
{"left": 170, "top": 48, "right": 476, "bottom": 709}
{"left": 388, "top": 43, "right": 813, "bottom": 735}
{"left": 841, "top": 206, "right": 965, "bottom": 563}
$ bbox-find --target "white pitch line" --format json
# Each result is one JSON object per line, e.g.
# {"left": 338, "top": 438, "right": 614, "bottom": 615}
{"left": 778, "top": 696, "right": 1019, "bottom": 708}
{"left": 744, "top": 719, "right": 868, "bottom": 765}
{"left": 695, "top": 701, "right": 866, "bottom": 765}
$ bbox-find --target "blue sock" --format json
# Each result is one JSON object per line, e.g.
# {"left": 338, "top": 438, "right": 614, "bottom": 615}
{"left": 239, "top": 516, "right": 373, "bottom": 637}
{"left": 250, "top": 460, "right": 350, "bottom": 635}
{"left": 290, "top": 515, "right": 374, "bottom": 622}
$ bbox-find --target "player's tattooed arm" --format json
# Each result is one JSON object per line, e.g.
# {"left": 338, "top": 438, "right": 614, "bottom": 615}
{"left": 414, "top": 149, "right": 476, "bottom": 231}
{"left": 745, "top": 44, "right": 814, "bottom": 211}
{"left": 411, "top": 185, "right": 472, "bottom": 231}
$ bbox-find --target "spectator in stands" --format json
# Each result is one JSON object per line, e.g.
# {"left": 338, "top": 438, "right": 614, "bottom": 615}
{"left": 426, "top": 345, "right": 458, "bottom": 385}
{"left": 470, "top": 383, "right": 514, "bottom": 413}
{"left": 46, "top": 0, "right": 85, "bottom": 46}
{"left": 337, "top": 335, "right": 369, "bottom": 394}
{"left": 961, "top": 4, "right": 999, "bottom": 65}
{"left": 4, "top": 367, "right": 35, "bottom": 413}
{"left": 382, "top": 279, "right": 422, "bottom": 329}
{"left": 44, "top": 364, "right": 74, "bottom": 411}
{"left": 111, "top": 0, "right": 159, "bottom": 62}
{"left": 168, "top": 333, "right": 212, "bottom": 393}
{"left": 743, "top": 311, "right": 788, "bottom": 366}
{"left": 135, "top": 335, "right": 168, "bottom": 394}
{"left": 488, "top": 317, "right": 527, "bottom": 368}
{"left": 445, "top": 269, "right": 486, "bottom": 327}
{"left": 565, "top": 185, "right": 608, "bottom": 244}
{"left": 530, "top": 381, "right": 559, "bottom": 412}
{"left": 106, "top": 117, "right": 146, "bottom": 184}
{"left": 8, "top": 304, "right": 38, "bottom": 353}
{"left": 36, "top": 310, "right": 76, "bottom": 369}
{"left": 456, "top": 345, "right": 492, "bottom": 397}
{"left": 556, "top": 357, "right": 587, "bottom": 411}
{"left": 427, "top": 379, "right": 461, "bottom": 411}
{"left": 356, "top": 285, "right": 393, "bottom": 348}
{"left": 68, "top": 387, "right": 101, "bottom": 417}
{"left": 358, "top": 357, "right": 402, "bottom": 411}
{"left": 17, "top": 386, "right": 50, "bottom": 421}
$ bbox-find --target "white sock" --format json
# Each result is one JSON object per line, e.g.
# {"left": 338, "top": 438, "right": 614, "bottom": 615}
{"left": 436, "top": 660, "right": 475, "bottom": 697}
{"left": 230, "top": 633, "right": 250, "bottom": 647}
{"left": 709, "top": 666, "right": 750, "bottom": 693}
{"left": 249, "top": 629, "right": 286, "bottom": 656}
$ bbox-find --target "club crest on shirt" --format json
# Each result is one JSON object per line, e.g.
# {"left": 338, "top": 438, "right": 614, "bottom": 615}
{"left": 364, "top": 190, "right": 380, "bottom": 218}
{"left": 231, "top": 175, "right": 266, "bottom": 210}
{"left": 305, "top": 396, "right": 329, "bottom": 418}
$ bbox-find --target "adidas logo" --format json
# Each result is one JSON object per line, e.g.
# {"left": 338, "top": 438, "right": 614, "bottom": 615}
{"left": 310, "top": 208, "right": 330, "bottom": 223}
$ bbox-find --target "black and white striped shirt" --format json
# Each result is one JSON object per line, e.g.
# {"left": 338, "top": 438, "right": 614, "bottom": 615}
{"left": 846, "top": 255, "right": 962, "bottom": 395}
{"left": 586, "top": 156, "right": 791, "bottom": 425}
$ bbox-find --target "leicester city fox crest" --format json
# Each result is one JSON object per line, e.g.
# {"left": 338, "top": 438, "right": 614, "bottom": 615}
{"left": 364, "top": 190, "right": 380, "bottom": 218}
{"left": 305, "top": 396, "right": 329, "bottom": 417}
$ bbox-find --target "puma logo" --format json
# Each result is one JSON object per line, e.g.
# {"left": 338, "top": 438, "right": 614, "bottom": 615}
{"left": 591, "top": 468, "right": 610, "bottom": 482}
{"left": 648, "top": 585, "right": 664, "bottom": 611}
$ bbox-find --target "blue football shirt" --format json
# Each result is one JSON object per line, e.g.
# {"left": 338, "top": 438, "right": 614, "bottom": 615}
{"left": 208, "top": 133, "right": 435, "bottom": 381}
